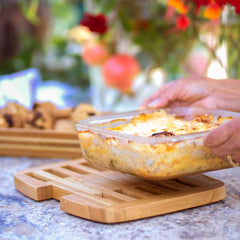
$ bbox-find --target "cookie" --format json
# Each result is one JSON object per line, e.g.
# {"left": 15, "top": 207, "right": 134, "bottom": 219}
{"left": 71, "top": 103, "right": 98, "bottom": 122}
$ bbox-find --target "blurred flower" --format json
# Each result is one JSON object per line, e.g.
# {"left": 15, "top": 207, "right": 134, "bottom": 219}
{"left": 192, "top": 0, "right": 211, "bottom": 9}
{"left": 79, "top": 13, "right": 108, "bottom": 34}
{"left": 176, "top": 15, "right": 190, "bottom": 30}
{"left": 168, "top": 0, "right": 188, "bottom": 14}
{"left": 236, "top": 6, "right": 240, "bottom": 14}
{"left": 68, "top": 26, "right": 95, "bottom": 44}
{"left": 102, "top": 54, "right": 140, "bottom": 93}
{"left": 81, "top": 43, "right": 109, "bottom": 66}
{"left": 203, "top": 3, "right": 221, "bottom": 20}
{"left": 215, "top": 0, "right": 226, "bottom": 8}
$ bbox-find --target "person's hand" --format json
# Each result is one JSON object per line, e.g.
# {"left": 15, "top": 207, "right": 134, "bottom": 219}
{"left": 141, "top": 77, "right": 240, "bottom": 166}
{"left": 204, "top": 117, "right": 240, "bottom": 166}
{"left": 141, "top": 77, "right": 240, "bottom": 113}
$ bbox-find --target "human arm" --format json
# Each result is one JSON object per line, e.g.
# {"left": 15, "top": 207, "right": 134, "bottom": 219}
{"left": 141, "top": 77, "right": 240, "bottom": 113}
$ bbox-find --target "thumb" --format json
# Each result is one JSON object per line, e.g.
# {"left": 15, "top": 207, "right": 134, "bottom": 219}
{"left": 204, "top": 120, "right": 234, "bottom": 147}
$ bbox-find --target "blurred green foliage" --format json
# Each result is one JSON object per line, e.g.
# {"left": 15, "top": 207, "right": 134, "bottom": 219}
{"left": 0, "top": 0, "right": 89, "bottom": 89}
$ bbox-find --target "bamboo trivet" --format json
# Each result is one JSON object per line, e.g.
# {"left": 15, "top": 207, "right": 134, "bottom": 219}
{"left": 14, "top": 158, "right": 225, "bottom": 223}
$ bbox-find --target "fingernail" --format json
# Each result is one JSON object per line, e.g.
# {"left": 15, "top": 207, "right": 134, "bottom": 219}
{"left": 148, "top": 99, "right": 159, "bottom": 108}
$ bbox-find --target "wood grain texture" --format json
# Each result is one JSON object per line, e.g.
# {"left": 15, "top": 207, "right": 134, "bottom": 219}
{"left": 0, "top": 128, "right": 81, "bottom": 159}
{"left": 14, "top": 159, "right": 226, "bottom": 223}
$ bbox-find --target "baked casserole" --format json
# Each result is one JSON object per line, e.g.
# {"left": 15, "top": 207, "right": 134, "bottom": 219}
{"left": 76, "top": 107, "right": 240, "bottom": 180}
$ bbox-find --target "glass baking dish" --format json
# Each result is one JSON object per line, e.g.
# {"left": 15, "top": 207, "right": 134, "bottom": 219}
{"left": 76, "top": 107, "right": 240, "bottom": 180}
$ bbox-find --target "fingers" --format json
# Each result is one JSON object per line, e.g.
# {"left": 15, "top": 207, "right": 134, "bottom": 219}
{"left": 141, "top": 88, "right": 164, "bottom": 108}
{"left": 141, "top": 81, "right": 176, "bottom": 108}
{"left": 204, "top": 124, "right": 233, "bottom": 148}
{"left": 204, "top": 118, "right": 240, "bottom": 148}
{"left": 213, "top": 150, "right": 240, "bottom": 166}
{"left": 204, "top": 118, "right": 240, "bottom": 164}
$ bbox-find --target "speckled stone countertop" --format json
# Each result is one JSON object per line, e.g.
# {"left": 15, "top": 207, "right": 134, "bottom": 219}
{"left": 1, "top": 156, "right": 240, "bottom": 240}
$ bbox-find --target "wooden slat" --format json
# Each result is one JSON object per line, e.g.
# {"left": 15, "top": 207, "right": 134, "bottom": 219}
{"left": 14, "top": 158, "right": 226, "bottom": 223}
{"left": 175, "top": 174, "right": 220, "bottom": 187}
{"left": 0, "top": 148, "right": 81, "bottom": 159}
{"left": 0, "top": 128, "right": 78, "bottom": 139}
{"left": 66, "top": 177, "right": 113, "bottom": 191}
{"left": 50, "top": 181, "right": 101, "bottom": 200}
{"left": 32, "top": 170, "right": 100, "bottom": 196}
{"left": 80, "top": 174, "right": 138, "bottom": 190}
{"left": 99, "top": 170, "right": 144, "bottom": 184}
{"left": 14, "top": 173, "right": 52, "bottom": 201}
{"left": 0, "top": 144, "right": 80, "bottom": 152}
{"left": 0, "top": 128, "right": 81, "bottom": 159}
{"left": 0, "top": 136, "right": 79, "bottom": 145}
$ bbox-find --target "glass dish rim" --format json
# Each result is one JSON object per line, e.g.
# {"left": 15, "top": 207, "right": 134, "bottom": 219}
{"left": 75, "top": 106, "right": 240, "bottom": 144}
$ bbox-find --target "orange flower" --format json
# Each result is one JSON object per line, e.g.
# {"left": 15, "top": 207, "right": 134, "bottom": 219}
{"left": 168, "top": 0, "right": 188, "bottom": 14}
{"left": 203, "top": 3, "right": 221, "bottom": 20}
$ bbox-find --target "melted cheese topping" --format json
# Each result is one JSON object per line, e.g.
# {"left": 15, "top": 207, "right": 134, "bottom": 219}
{"left": 108, "top": 109, "right": 232, "bottom": 137}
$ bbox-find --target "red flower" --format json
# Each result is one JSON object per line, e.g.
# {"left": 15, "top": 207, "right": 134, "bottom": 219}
{"left": 80, "top": 13, "right": 108, "bottom": 34}
{"left": 236, "top": 6, "right": 240, "bottom": 14}
{"left": 227, "top": 0, "right": 239, "bottom": 7}
{"left": 192, "top": 0, "right": 211, "bottom": 8}
{"left": 215, "top": 0, "right": 227, "bottom": 8}
{"left": 176, "top": 15, "right": 190, "bottom": 30}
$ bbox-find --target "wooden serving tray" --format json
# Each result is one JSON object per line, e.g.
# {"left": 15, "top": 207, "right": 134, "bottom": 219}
{"left": 14, "top": 158, "right": 226, "bottom": 223}
{"left": 0, "top": 128, "right": 81, "bottom": 159}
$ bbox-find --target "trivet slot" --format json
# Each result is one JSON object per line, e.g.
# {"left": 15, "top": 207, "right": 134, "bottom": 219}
{"left": 101, "top": 190, "right": 137, "bottom": 203}
{"left": 25, "top": 172, "right": 48, "bottom": 182}
{"left": 47, "top": 166, "right": 83, "bottom": 178}
{"left": 80, "top": 161, "right": 106, "bottom": 171}
{"left": 154, "top": 180, "right": 194, "bottom": 191}
{"left": 44, "top": 168, "right": 71, "bottom": 178}
{"left": 134, "top": 185, "right": 166, "bottom": 195}
{"left": 115, "top": 188, "right": 155, "bottom": 199}
{"left": 73, "top": 163, "right": 105, "bottom": 174}
{"left": 61, "top": 165, "right": 90, "bottom": 175}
